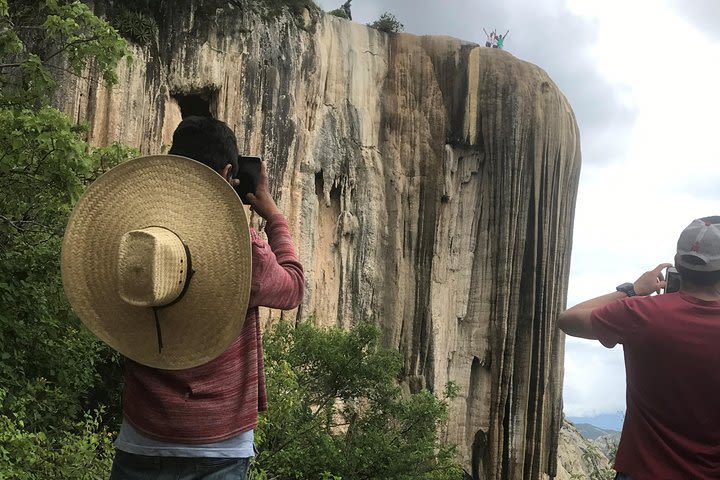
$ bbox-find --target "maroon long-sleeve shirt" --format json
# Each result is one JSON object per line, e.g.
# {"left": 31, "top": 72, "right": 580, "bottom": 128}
{"left": 122, "top": 214, "right": 304, "bottom": 443}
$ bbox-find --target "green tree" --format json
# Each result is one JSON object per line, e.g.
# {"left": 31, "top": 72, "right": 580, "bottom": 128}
{"left": 367, "top": 12, "right": 404, "bottom": 33}
{"left": 327, "top": 8, "right": 348, "bottom": 19}
{"left": 0, "top": 0, "right": 133, "bottom": 476}
{"left": 252, "top": 321, "right": 463, "bottom": 480}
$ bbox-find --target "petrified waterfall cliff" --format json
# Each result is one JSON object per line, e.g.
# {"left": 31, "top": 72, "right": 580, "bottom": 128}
{"left": 56, "top": 2, "right": 581, "bottom": 478}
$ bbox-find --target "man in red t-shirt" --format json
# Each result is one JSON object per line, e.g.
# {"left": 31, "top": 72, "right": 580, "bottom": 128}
{"left": 558, "top": 216, "right": 720, "bottom": 480}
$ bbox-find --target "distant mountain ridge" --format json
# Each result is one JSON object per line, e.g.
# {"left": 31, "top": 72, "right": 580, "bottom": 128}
{"left": 573, "top": 423, "right": 619, "bottom": 440}
{"left": 568, "top": 412, "right": 624, "bottom": 431}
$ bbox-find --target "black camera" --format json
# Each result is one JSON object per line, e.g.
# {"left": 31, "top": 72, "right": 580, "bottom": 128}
{"left": 234, "top": 156, "right": 261, "bottom": 205}
{"left": 664, "top": 267, "right": 681, "bottom": 294}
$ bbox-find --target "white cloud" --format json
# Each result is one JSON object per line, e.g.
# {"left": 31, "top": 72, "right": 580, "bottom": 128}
{"left": 665, "top": 0, "right": 720, "bottom": 41}
{"left": 564, "top": 0, "right": 720, "bottom": 418}
{"left": 563, "top": 337, "right": 626, "bottom": 416}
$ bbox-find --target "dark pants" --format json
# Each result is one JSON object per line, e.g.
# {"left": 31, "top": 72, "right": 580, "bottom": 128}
{"left": 616, "top": 474, "right": 634, "bottom": 480}
{"left": 110, "top": 450, "right": 250, "bottom": 480}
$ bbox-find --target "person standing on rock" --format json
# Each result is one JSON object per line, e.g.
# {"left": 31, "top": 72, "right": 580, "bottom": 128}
{"left": 62, "top": 116, "right": 305, "bottom": 480}
{"left": 558, "top": 216, "right": 720, "bottom": 480}
{"left": 342, "top": 0, "right": 352, "bottom": 20}
{"left": 483, "top": 28, "right": 494, "bottom": 48}
{"left": 496, "top": 30, "right": 509, "bottom": 49}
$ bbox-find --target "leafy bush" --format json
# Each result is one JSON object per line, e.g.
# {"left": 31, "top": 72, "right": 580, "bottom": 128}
{"left": 252, "top": 321, "right": 463, "bottom": 480}
{"left": 0, "top": 1, "right": 132, "bottom": 478}
{"left": 0, "top": 103, "right": 135, "bottom": 433}
{"left": 0, "top": 389, "right": 115, "bottom": 479}
{"left": 367, "top": 12, "right": 404, "bottom": 33}
{"left": 327, "top": 8, "right": 348, "bottom": 19}
{"left": 111, "top": 9, "right": 158, "bottom": 46}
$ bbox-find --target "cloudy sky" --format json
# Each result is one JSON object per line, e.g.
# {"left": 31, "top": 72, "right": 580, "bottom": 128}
{"left": 316, "top": 0, "right": 720, "bottom": 420}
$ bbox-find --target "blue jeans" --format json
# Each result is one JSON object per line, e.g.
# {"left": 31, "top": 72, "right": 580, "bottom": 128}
{"left": 109, "top": 450, "right": 250, "bottom": 480}
{"left": 615, "top": 474, "right": 634, "bottom": 480}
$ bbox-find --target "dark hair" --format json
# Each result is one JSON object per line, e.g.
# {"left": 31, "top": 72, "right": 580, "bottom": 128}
{"left": 677, "top": 265, "right": 720, "bottom": 288}
{"left": 168, "top": 116, "right": 238, "bottom": 176}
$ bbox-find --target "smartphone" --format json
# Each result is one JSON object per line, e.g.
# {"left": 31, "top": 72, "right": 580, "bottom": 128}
{"left": 664, "top": 266, "right": 681, "bottom": 294}
{"left": 235, "top": 156, "right": 261, "bottom": 205}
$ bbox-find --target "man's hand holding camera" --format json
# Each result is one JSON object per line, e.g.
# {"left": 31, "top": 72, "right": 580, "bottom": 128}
{"left": 245, "top": 160, "right": 281, "bottom": 220}
{"left": 632, "top": 263, "right": 673, "bottom": 296}
{"left": 221, "top": 159, "right": 281, "bottom": 221}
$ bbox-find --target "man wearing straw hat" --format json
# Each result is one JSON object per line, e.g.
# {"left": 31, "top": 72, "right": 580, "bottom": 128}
{"left": 61, "top": 116, "right": 304, "bottom": 479}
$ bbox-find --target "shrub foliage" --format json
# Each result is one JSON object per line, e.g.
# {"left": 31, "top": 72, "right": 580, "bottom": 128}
{"left": 367, "top": 12, "right": 404, "bottom": 33}
{"left": 252, "top": 321, "right": 463, "bottom": 480}
{"left": 0, "top": 0, "right": 132, "bottom": 476}
{"left": 328, "top": 8, "right": 348, "bottom": 19}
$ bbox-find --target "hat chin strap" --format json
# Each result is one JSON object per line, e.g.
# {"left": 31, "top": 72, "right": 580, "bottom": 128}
{"left": 116, "top": 227, "right": 195, "bottom": 354}
{"left": 152, "top": 241, "right": 194, "bottom": 354}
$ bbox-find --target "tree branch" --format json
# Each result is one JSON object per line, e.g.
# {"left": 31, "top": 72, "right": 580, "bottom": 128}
{"left": 44, "top": 62, "right": 95, "bottom": 82}
{"left": 0, "top": 214, "right": 53, "bottom": 233}
{"left": 266, "top": 393, "right": 338, "bottom": 457}
{"left": 44, "top": 35, "right": 100, "bottom": 62}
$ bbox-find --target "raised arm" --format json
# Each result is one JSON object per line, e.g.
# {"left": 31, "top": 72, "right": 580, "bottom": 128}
{"left": 557, "top": 263, "right": 671, "bottom": 339}
{"left": 557, "top": 291, "right": 625, "bottom": 339}
{"left": 249, "top": 215, "right": 304, "bottom": 310}
{"left": 245, "top": 160, "right": 304, "bottom": 310}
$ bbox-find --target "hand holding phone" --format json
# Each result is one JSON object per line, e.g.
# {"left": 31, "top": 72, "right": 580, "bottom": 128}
{"left": 234, "top": 156, "right": 262, "bottom": 204}
{"left": 245, "top": 160, "right": 281, "bottom": 220}
{"left": 664, "top": 266, "right": 681, "bottom": 294}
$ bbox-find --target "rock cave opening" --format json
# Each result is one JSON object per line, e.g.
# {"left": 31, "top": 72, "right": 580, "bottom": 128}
{"left": 172, "top": 89, "right": 218, "bottom": 118}
{"left": 314, "top": 170, "right": 341, "bottom": 207}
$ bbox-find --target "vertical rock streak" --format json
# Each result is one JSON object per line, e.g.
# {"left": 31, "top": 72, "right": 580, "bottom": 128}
{"left": 54, "top": 4, "right": 580, "bottom": 477}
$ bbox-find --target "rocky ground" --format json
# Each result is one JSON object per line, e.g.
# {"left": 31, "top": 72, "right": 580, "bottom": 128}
{"left": 556, "top": 419, "right": 618, "bottom": 480}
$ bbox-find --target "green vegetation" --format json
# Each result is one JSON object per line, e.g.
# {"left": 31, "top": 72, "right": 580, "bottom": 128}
{"left": 102, "top": 0, "right": 158, "bottom": 46}
{"left": 110, "top": 9, "right": 157, "bottom": 46}
{"left": 0, "top": 396, "right": 116, "bottom": 479}
{"left": 0, "top": 0, "right": 133, "bottom": 477}
{"left": 367, "top": 12, "right": 404, "bottom": 33}
{"left": 105, "top": 0, "right": 319, "bottom": 45}
{"left": 251, "top": 321, "right": 463, "bottom": 480}
{"left": 328, "top": 8, "right": 348, "bottom": 19}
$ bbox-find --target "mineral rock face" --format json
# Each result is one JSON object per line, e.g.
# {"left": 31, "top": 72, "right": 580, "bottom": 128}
{"left": 556, "top": 419, "right": 615, "bottom": 479}
{"left": 55, "top": 2, "right": 581, "bottom": 478}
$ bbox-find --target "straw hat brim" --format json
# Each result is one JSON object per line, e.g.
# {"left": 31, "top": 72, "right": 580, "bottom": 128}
{"left": 61, "top": 155, "right": 251, "bottom": 370}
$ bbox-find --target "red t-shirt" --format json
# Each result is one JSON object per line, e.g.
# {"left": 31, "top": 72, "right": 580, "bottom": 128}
{"left": 591, "top": 292, "right": 720, "bottom": 479}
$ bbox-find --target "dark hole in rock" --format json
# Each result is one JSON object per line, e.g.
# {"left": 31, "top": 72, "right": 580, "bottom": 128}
{"left": 172, "top": 89, "right": 218, "bottom": 118}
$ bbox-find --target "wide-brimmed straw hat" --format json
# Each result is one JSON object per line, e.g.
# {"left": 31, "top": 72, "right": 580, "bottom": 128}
{"left": 61, "top": 154, "right": 251, "bottom": 370}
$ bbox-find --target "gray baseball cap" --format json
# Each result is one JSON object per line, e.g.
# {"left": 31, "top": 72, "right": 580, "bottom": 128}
{"left": 676, "top": 216, "right": 720, "bottom": 272}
